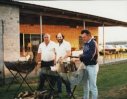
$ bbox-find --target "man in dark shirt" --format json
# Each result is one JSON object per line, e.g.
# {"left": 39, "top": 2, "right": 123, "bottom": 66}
{"left": 80, "top": 30, "right": 99, "bottom": 99}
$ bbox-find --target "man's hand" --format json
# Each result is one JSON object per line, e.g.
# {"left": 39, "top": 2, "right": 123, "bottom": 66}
{"left": 35, "top": 62, "right": 41, "bottom": 74}
{"left": 54, "top": 59, "right": 56, "bottom": 65}
{"left": 79, "top": 54, "right": 84, "bottom": 62}
{"left": 58, "top": 57, "right": 63, "bottom": 63}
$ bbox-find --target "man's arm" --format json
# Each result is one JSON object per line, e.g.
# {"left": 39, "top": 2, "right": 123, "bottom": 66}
{"left": 63, "top": 42, "right": 71, "bottom": 59}
{"left": 36, "top": 44, "right": 42, "bottom": 62}
{"left": 36, "top": 53, "right": 41, "bottom": 63}
{"left": 54, "top": 48, "right": 57, "bottom": 65}
{"left": 63, "top": 50, "right": 71, "bottom": 59}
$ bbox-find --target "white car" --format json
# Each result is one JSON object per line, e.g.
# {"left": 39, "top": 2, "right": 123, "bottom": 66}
{"left": 113, "top": 45, "right": 121, "bottom": 52}
{"left": 105, "top": 45, "right": 116, "bottom": 53}
{"left": 124, "top": 45, "right": 127, "bottom": 52}
{"left": 99, "top": 45, "right": 116, "bottom": 55}
{"left": 120, "top": 45, "right": 127, "bottom": 52}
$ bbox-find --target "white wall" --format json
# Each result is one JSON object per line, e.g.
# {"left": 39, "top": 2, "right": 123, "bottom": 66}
{"left": 0, "top": 4, "right": 20, "bottom": 61}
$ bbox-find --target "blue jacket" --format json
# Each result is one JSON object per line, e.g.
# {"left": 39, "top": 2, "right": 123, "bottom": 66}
{"left": 80, "top": 39, "right": 98, "bottom": 66}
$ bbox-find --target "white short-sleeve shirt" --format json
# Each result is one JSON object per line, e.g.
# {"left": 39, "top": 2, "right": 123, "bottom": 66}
{"left": 56, "top": 40, "right": 71, "bottom": 62}
{"left": 38, "top": 41, "right": 56, "bottom": 61}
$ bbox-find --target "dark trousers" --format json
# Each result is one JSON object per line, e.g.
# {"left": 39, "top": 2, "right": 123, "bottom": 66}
{"left": 38, "top": 73, "right": 56, "bottom": 91}
{"left": 38, "top": 60, "right": 55, "bottom": 91}
{"left": 57, "top": 77, "right": 71, "bottom": 94}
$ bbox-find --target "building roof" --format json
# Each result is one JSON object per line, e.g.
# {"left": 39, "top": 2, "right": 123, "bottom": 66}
{"left": 1, "top": 0, "right": 127, "bottom": 27}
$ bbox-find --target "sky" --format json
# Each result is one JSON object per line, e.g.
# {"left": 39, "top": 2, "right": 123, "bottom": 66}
{"left": 20, "top": 1, "right": 127, "bottom": 43}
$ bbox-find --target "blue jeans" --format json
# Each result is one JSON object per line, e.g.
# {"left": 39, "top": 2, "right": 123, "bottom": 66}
{"left": 83, "top": 64, "right": 99, "bottom": 99}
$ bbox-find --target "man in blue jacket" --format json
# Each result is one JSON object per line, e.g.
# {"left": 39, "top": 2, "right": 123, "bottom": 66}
{"left": 80, "top": 30, "right": 99, "bottom": 99}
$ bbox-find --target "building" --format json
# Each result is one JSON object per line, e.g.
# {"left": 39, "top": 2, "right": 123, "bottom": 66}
{"left": 0, "top": 0, "right": 127, "bottom": 84}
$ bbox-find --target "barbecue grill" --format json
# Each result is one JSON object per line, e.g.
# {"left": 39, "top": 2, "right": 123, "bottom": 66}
{"left": 4, "top": 60, "right": 36, "bottom": 98}
{"left": 5, "top": 60, "right": 36, "bottom": 73}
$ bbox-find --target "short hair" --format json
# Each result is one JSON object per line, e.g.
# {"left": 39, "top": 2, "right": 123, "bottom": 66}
{"left": 81, "top": 30, "right": 91, "bottom": 36}
{"left": 56, "top": 33, "right": 64, "bottom": 39}
{"left": 43, "top": 33, "right": 50, "bottom": 39}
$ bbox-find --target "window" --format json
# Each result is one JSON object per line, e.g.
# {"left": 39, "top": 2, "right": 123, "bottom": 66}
{"left": 20, "top": 33, "right": 41, "bottom": 57}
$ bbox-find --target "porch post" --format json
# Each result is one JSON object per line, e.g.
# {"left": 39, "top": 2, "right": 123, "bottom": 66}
{"left": 22, "top": 33, "right": 25, "bottom": 56}
{"left": 103, "top": 23, "right": 105, "bottom": 64}
{"left": 83, "top": 20, "right": 86, "bottom": 29}
{"left": 40, "top": 15, "right": 43, "bottom": 42}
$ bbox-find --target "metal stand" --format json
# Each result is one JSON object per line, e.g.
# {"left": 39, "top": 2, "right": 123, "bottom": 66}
{"left": 5, "top": 68, "right": 34, "bottom": 98}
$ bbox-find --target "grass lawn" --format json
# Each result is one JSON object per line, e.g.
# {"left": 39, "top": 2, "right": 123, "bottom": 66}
{"left": 98, "top": 63, "right": 127, "bottom": 99}
{"left": 0, "top": 62, "right": 127, "bottom": 99}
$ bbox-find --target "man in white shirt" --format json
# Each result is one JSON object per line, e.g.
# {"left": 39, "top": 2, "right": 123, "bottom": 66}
{"left": 36, "top": 33, "right": 56, "bottom": 91}
{"left": 55, "top": 33, "right": 72, "bottom": 96}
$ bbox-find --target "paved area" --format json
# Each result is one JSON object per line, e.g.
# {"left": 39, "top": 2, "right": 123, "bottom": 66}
{"left": 98, "top": 53, "right": 127, "bottom": 64}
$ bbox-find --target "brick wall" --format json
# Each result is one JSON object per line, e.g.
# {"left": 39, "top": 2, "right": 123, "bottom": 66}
{"left": 20, "top": 24, "right": 98, "bottom": 49}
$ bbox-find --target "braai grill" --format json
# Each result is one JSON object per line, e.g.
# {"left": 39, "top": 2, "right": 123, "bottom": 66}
{"left": 5, "top": 61, "right": 36, "bottom": 73}
{"left": 4, "top": 60, "right": 36, "bottom": 98}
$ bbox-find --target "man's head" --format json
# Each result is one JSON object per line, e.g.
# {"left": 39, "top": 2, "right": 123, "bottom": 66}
{"left": 56, "top": 33, "right": 64, "bottom": 43}
{"left": 43, "top": 33, "right": 50, "bottom": 43}
{"left": 81, "top": 30, "right": 92, "bottom": 43}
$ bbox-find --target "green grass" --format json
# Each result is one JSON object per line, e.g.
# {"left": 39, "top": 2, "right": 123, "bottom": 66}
{"left": 98, "top": 64, "right": 127, "bottom": 89}
{"left": 1, "top": 63, "right": 127, "bottom": 99}
{"left": 98, "top": 63, "right": 127, "bottom": 99}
